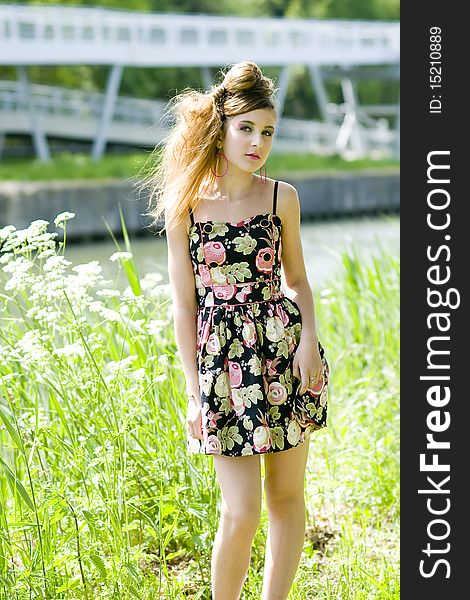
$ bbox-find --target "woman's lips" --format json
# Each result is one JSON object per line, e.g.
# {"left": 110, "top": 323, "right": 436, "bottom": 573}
{"left": 246, "top": 154, "right": 260, "bottom": 160}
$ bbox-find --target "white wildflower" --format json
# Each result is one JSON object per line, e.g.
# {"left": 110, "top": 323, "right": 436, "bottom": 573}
{"left": 141, "top": 272, "right": 163, "bottom": 285}
{"left": 43, "top": 255, "right": 72, "bottom": 273}
{"left": 29, "top": 278, "right": 71, "bottom": 304}
{"left": 110, "top": 251, "right": 133, "bottom": 262}
{"left": 146, "top": 319, "right": 168, "bottom": 335}
{"left": 54, "top": 212, "right": 76, "bottom": 228}
{"left": 71, "top": 261, "right": 103, "bottom": 287}
{"left": 118, "top": 303, "right": 129, "bottom": 316}
{"left": 1, "top": 255, "right": 34, "bottom": 274}
{"left": 28, "top": 220, "right": 49, "bottom": 234}
{"left": 153, "top": 284, "right": 171, "bottom": 297}
{"left": 104, "top": 355, "right": 137, "bottom": 375}
{"left": 52, "top": 341, "right": 86, "bottom": 359}
{"left": 1, "top": 229, "right": 29, "bottom": 250}
{"left": 25, "top": 305, "right": 62, "bottom": 324}
{"left": 88, "top": 301, "right": 121, "bottom": 322}
{"left": 4, "top": 269, "right": 35, "bottom": 292}
{"left": 130, "top": 368, "right": 146, "bottom": 383}
{"left": 16, "top": 330, "right": 50, "bottom": 364}
{"left": 86, "top": 331, "right": 104, "bottom": 352}
{"left": 0, "top": 372, "right": 17, "bottom": 383}
{"left": 1, "top": 228, "right": 57, "bottom": 253}
{"left": 140, "top": 271, "right": 165, "bottom": 295}
{"left": 121, "top": 289, "right": 146, "bottom": 304}
{"left": 125, "top": 319, "right": 146, "bottom": 333}
{"left": 31, "top": 232, "right": 58, "bottom": 245}
{"left": 36, "top": 248, "right": 56, "bottom": 261}
{"left": 96, "top": 288, "right": 121, "bottom": 298}
{"left": 72, "top": 260, "right": 102, "bottom": 278}
{"left": 0, "top": 225, "right": 16, "bottom": 243}
{"left": 0, "top": 252, "right": 13, "bottom": 264}
{"left": 158, "top": 354, "right": 169, "bottom": 367}
{"left": 0, "top": 343, "right": 14, "bottom": 367}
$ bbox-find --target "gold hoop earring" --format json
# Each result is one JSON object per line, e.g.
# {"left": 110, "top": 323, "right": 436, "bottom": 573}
{"left": 211, "top": 151, "right": 229, "bottom": 178}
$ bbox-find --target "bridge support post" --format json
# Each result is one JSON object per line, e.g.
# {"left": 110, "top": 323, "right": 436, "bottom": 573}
{"left": 201, "top": 67, "right": 213, "bottom": 90}
{"left": 92, "top": 64, "right": 123, "bottom": 161}
{"left": 16, "top": 66, "right": 50, "bottom": 162}
{"left": 308, "top": 66, "right": 335, "bottom": 126}
{"left": 275, "top": 66, "right": 290, "bottom": 119}
{"left": 308, "top": 65, "right": 336, "bottom": 152}
{"left": 339, "top": 77, "right": 365, "bottom": 157}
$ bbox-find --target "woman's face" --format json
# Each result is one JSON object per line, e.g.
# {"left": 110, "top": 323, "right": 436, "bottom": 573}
{"left": 219, "top": 108, "right": 276, "bottom": 175}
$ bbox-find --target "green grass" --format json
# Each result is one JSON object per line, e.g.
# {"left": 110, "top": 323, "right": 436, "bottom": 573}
{"left": 0, "top": 151, "right": 399, "bottom": 182}
{"left": 0, "top": 214, "right": 399, "bottom": 599}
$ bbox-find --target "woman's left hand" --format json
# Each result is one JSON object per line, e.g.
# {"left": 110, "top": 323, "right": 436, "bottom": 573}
{"left": 292, "top": 338, "right": 323, "bottom": 395}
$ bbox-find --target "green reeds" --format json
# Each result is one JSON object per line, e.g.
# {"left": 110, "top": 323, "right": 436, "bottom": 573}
{"left": 0, "top": 216, "right": 399, "bottom": 598}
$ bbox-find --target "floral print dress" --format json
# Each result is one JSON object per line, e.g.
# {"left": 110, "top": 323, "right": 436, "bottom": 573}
{"left": 187, "top": 180, "right": 330, "bottom": 456}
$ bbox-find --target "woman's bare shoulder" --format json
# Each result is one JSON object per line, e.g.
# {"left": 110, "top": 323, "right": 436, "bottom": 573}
{"left": 276, "top": 180, "right": 300, "bottom": 224}
{"left": 165, "top": 214, "right": 193, "bottom": 254}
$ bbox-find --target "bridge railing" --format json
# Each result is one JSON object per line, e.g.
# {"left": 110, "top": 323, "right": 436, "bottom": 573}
{"left": 0, "top": 81, "right": 398, "bottom": 157}
{"left": 276, "top": 116, "right": 396, "bottom": 158}
{"left": 0, "top": 81, "right": 167, "bottom": 124}
{"left": 0, "top": 5, "right": 399, "bottom": 66}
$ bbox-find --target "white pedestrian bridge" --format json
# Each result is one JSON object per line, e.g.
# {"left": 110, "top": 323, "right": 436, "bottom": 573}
{"left": 0, "top": 4, "right": 400, "bottom": 160}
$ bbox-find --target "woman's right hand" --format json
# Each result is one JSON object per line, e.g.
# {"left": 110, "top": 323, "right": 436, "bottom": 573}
{"left": 187, "top": 394, "right": 204, "bottom": 440}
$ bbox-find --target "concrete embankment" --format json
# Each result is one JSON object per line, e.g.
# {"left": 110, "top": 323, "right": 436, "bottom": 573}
{"left": 0, "top": 169, "right": 399, "bottom": 241}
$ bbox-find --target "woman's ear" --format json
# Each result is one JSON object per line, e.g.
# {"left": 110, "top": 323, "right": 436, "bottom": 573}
{"left": 216, "top": 127, "right": 226, "bottom": 149}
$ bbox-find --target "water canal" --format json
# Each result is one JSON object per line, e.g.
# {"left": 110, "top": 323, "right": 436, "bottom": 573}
{"left": 63, "top": 213, "right": 399, "bottom": 292}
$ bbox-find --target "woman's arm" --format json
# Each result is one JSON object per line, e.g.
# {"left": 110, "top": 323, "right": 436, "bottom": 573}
{"left": 166, "top": 213, "right": 199, "bottom": 398}
{"left": 277, "top": 182, "right": 323, "bottom": 394}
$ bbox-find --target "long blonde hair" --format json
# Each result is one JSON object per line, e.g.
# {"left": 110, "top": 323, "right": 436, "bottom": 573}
{"left": 139, "top": 61, "right": 277, "bottom": 235}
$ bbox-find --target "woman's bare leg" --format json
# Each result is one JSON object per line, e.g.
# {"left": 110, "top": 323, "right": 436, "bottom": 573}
{"left": 211, "top": 453, "right": 262, "bottom": 600}
{"left": 261, "top": 437, "right": 311, "bottom": 600}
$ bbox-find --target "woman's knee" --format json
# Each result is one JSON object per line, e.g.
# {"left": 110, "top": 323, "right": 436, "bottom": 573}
{"left": 220, "top": 500, "right": 261, "bottom": 537}
{"left": 264, "top": 482, "right": 305, "bottom": 512}
{"left": 213, "top": 454, "right": 262, "bottom": 536}
{"left": 264, "top": 467, "right": 306, "bottom": 512}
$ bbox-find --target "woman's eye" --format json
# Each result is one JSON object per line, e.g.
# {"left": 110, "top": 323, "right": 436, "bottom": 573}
{"left": 239, "top": 126, "right": 273, "bottom": 136}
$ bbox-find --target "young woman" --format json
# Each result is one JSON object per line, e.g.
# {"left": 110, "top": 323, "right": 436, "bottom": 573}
{"left": 145, "top": 61, "right": 330, "bottom": 600}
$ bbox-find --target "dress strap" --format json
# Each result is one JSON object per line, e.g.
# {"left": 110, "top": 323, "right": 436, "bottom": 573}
{"left": 272, "top": 180, "right": 279, "bottom": 215}
{"left": 188, "top": 206, "right": 195, "bottom": 226}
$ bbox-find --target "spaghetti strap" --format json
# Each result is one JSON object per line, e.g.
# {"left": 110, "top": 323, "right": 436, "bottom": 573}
{"left": 189, "top": 207, "right": 195, "bottom": 226}
{"left": 272, "top": 180, "right": 279, "bottom": 215}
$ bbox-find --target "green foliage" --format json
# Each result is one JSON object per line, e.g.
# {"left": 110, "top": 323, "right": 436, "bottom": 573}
{"left": 0, "top": 151, "right": 399, "bottom": 181}
{"left": 316, "top": 246, "right": 400, "bottom": 521}
{"left": 0, "top": 213, "right": 399, "bottom": 597}
{"left": 7, "top": 0, "right": 399, "bottom": 18}
{"left": 287, "top": 0, "right": 399, "bottom": 20}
